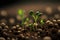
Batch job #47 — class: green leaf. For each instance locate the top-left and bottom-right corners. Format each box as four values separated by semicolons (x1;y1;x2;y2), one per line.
29;24;33;27
36;11;42;16
29;10;34;16
18;9;24;16
40;19;44;24
26;18;29;22
36;13;41;16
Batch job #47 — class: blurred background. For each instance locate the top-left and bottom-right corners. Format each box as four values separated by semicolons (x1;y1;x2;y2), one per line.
0;0;60;15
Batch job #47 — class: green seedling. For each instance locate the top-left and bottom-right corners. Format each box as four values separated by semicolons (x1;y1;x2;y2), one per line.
36;11;44;25
24;17;30;26
29;23;34;32
35;11;42;22
40;19;44;25
25;17;30;22
29;10;41;23
18;9;25;25
29;10;42;30
29;10;36;31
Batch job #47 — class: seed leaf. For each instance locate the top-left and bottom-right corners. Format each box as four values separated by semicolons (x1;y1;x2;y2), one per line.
29;10;34;16
18;9;24;16
40;19;44;24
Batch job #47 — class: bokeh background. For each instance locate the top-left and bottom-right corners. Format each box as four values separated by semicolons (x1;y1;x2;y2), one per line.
0;0;60;17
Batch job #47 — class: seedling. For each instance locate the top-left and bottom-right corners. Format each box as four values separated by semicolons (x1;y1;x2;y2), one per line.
29;10;35;21
25;17;30;22
29;23;34;32
35;10;42;22
29;10;35;31
29;10;41;30
40;19;44;25
24;17;30;26
29;10;41;23
18;9;25;25
36;11;44;25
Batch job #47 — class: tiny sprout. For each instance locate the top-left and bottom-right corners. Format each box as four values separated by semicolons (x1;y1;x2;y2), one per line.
18;9;25;25
18;9;24;16
36;11;41;16
24;18;30;26
29;10;35;22
40;19;44;25
29;10;34;16
29;23;34;31
29;10;42;23
35;10;41;23
25;18;30;22
29;24;33;28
